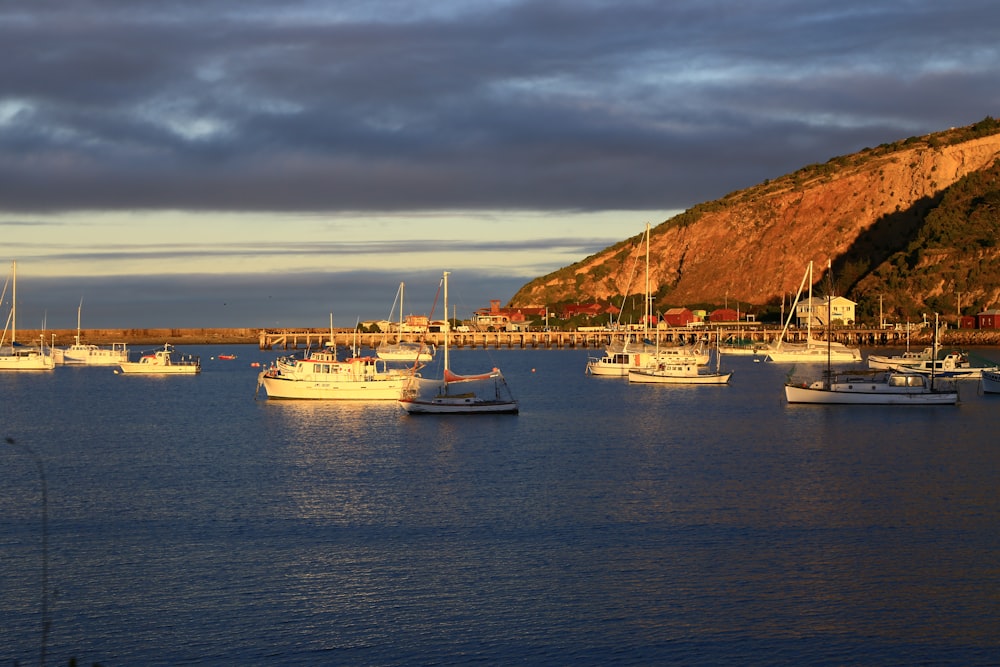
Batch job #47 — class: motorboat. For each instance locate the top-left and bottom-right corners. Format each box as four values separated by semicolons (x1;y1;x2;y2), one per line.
52;301;130;366
257;347;411;400
117;343;201;375
628;360;732;385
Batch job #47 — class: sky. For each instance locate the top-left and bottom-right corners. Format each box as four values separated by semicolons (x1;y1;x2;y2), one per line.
1;0;998;329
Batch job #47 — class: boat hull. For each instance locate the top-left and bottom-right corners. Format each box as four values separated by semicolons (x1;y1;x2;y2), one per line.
784;383;957;405
982;370;1000;394
765;347;863;363
55;345;129;366
398;396;519;414
628;370;732;384
118;364;200;375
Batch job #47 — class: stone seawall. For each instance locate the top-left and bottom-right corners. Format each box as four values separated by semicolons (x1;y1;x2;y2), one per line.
21;328;261;346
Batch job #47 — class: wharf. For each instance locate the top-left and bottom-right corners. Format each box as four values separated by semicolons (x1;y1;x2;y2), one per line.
20;326;1000;349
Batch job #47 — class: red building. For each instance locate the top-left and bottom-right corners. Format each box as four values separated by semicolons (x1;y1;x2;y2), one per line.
709;308;740;323
976;309;1000;329
662;307;696;327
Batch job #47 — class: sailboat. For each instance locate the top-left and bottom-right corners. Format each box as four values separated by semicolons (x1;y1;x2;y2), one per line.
0;260;55;371
764;260;862;363
376;282;434;363
784;296;957;405
52;300;130;366
398;271;518;414
586;223;706;376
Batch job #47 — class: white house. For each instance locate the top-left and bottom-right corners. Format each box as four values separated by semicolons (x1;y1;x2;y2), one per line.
796;296;856;327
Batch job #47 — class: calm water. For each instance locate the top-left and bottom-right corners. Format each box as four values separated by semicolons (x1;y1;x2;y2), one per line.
2;346;999;666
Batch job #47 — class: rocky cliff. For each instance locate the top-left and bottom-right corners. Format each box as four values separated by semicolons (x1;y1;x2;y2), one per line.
510;119;1000;317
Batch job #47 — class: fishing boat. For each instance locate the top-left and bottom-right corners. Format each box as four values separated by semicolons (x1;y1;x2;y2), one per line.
257;347;411;400
52;301;129;366
981;369;1000;394
217;354;238;360
785;313;957;405
376;282;434;363
398;271;518;414
628;348;732;385
117;343;201;375
764;261;862;363
0;260;55;371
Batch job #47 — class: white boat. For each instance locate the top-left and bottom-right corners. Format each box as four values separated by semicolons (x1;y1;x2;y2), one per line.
882;352;997;380
257;347;411;400
785;313;957;405
867;346;934;370
628;349;732;385
399;271;518;414
587;341;707;377
764;261;862;364
981;369;1000;394
377;282;435;363
0;260;55;371
53;301;130;366
784;370;958;405
117;343;201;375
585;223;709;376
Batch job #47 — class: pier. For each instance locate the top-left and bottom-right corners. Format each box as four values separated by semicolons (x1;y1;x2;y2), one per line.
22;325;1000;350
256;326;1000;350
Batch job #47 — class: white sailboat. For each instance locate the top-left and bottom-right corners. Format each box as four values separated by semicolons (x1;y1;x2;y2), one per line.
0;260;55;371
398;271;518;414
376;282;434;363
52;300;130;366
764;260;862;363
785;310;957;405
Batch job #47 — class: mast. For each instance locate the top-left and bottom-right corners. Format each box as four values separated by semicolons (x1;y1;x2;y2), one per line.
399;282;404;333
644;222;650;342
825;260;832;389
806;260;813;345
11;260;16;345
75;299;83;345
443;271;450;373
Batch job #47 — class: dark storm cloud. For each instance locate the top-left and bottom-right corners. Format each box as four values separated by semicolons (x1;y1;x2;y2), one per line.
1;0;997;213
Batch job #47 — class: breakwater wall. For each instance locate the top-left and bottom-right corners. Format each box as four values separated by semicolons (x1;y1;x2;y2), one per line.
18;326;1000;349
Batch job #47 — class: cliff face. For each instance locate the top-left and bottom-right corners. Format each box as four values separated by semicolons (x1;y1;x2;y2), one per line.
510;124;1000;313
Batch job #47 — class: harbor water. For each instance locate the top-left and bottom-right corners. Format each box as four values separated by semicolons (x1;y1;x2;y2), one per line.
2;346;999;665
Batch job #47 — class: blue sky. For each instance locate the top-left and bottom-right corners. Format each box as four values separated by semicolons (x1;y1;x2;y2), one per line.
2;1;997;328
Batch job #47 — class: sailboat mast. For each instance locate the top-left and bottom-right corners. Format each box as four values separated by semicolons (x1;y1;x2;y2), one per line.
644;223;650;340
443;271;450;372
806;260;813;344
11;260;16;345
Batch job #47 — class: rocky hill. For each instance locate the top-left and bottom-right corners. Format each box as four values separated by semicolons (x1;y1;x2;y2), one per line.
510;117;1000;322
